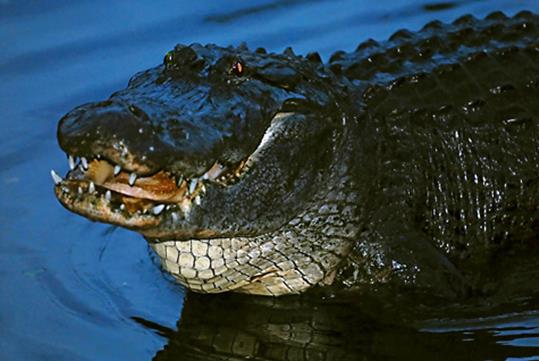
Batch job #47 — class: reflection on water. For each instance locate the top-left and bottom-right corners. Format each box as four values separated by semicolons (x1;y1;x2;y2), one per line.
2;0;539;360
144;290;539;361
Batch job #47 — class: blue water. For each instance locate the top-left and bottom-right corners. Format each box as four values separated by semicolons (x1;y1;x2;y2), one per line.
2;1;539;360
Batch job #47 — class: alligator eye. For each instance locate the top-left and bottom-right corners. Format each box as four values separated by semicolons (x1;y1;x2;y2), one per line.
164;51;175;66
230;61;244;76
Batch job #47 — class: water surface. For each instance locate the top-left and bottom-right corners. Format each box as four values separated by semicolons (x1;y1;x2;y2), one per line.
2;0;539;360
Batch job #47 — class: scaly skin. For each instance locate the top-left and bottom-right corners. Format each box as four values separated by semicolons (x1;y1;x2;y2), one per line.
54;11;539;296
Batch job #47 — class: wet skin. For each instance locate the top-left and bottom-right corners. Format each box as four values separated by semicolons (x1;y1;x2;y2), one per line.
54;11;539;296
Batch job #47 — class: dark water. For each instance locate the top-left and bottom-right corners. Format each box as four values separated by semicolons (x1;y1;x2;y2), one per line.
2;0;539;360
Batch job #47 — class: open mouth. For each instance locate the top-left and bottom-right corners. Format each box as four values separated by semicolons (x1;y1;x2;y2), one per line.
53;111;291;238
52;154;249;232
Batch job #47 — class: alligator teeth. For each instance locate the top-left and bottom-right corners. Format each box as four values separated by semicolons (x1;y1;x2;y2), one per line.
78;186;83;194
189;179;198;194
113;165;122;176
81;157;89;170
120;204;125;211
88;181;96;193
128;172;137;186
50;170;63;185
152;204;165;215
171;212;179;223
194;195;201;205
203;162;225;180
105;190;112;201
177;175;184;187
68;155;76;170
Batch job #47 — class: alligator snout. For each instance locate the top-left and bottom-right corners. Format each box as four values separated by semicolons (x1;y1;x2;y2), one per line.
57;98;226;177
58;99;170;175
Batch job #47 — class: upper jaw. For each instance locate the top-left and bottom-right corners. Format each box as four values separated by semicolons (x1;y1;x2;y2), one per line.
56;97;243;178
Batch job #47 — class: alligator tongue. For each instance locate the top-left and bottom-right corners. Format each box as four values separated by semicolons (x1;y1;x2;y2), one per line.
86;160;187;202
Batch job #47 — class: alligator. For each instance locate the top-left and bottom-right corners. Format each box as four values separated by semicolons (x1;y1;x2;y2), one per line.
53;11;539;297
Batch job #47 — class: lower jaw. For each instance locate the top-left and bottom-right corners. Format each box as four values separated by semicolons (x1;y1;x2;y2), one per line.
54;181;162;229
54;178;211;237
53;156;228;232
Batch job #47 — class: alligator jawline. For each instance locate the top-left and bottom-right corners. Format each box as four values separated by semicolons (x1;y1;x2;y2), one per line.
53;155;249;232
52;111;295;232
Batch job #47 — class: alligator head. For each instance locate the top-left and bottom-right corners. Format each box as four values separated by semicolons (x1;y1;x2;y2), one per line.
53;43;359;295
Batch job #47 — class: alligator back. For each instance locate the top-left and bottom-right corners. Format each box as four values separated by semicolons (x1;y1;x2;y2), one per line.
332;11;539;87
336;12;539;291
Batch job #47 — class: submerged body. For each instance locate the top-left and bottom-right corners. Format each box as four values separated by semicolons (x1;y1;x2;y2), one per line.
54;11;538;296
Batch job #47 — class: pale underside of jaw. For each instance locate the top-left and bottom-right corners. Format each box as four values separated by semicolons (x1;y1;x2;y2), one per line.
151;225;342;296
